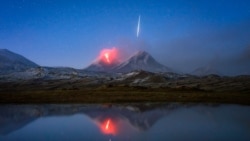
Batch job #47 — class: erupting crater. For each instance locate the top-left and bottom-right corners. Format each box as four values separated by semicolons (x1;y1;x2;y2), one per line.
99;47;119;65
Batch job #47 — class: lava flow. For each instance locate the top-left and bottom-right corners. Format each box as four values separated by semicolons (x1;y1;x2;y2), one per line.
99;47;119;65
100;119;116;135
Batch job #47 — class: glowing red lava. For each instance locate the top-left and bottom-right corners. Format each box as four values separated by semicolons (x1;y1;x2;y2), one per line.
99;48;118;64
100;119;116;135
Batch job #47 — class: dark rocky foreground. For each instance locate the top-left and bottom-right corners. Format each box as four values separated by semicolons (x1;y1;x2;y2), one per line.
0;71;249;104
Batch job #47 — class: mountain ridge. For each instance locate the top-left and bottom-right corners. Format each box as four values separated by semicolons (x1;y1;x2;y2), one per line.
191;66;221;76
84;50;172;73
0;49;39;74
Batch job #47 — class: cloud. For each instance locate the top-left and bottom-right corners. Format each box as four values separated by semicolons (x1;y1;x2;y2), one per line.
240;45;250;63
151;20;250;75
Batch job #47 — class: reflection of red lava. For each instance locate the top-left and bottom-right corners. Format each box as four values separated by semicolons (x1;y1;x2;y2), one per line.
100;119;116;135
99;48;118;64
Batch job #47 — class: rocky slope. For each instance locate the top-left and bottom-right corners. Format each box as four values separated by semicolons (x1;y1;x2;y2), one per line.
112;51;172;73
0;49;38;74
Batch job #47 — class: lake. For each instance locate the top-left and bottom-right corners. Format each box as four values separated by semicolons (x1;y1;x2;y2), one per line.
0;103;249;141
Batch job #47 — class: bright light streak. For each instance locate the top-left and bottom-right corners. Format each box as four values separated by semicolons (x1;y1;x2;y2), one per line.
104;53;110;63
105;119;110;130
100;119;116;135
136;15;140;38
99;47;118;64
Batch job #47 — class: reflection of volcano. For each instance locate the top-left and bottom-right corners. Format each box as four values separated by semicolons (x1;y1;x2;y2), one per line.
0;104;181;135
96;118;117;135
85;104;180;131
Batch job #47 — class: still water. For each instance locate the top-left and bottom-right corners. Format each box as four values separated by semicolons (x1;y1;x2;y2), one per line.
0;103;249;141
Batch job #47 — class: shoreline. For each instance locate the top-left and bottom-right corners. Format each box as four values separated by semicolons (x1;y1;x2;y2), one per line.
0;88;249;105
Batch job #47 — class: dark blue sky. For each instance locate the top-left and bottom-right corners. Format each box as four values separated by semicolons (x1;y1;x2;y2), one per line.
0;0;250;75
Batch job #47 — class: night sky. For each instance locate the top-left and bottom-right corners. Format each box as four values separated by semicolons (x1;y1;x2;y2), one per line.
0;0;250;75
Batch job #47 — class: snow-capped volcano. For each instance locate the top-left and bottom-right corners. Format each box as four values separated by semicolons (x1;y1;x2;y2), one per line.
112;51;172;73
0;49;39;74
84;51;172;73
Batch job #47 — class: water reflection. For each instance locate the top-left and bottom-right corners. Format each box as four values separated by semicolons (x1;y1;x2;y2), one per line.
99;119;116;135
0;103;249;141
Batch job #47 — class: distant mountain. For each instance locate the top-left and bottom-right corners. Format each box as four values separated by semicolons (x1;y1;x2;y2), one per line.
112;51;172;73
191;66;221;76
0;49;39;74
0;49;116;80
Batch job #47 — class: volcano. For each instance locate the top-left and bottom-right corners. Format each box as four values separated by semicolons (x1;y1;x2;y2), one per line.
113;51;172;73
85;50;172;73
84;48;120;72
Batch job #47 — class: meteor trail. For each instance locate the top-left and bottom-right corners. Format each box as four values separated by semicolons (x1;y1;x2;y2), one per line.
136;15;140;38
